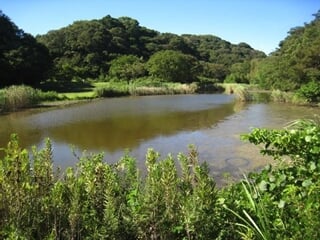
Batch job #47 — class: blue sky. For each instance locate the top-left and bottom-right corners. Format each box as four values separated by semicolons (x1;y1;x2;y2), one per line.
1;0;319;54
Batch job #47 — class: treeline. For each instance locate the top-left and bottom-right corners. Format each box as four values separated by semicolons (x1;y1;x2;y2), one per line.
0;11;51;86
250;11;320;93
0;10;264;87
36;15;265;83
1;10;319;101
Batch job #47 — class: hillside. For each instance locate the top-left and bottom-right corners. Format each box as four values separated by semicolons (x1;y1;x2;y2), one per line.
36;15;266;82
250;10;320;91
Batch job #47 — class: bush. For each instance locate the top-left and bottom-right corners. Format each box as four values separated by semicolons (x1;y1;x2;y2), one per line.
296;81;320;103
236;118;320;239
0;137;222;239
270;89;293;102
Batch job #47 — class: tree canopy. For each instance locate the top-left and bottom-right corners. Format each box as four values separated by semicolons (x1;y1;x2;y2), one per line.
146;50;199;83
3;9;319;90
36;15;265;82
0;11;51;87
250;10;320;91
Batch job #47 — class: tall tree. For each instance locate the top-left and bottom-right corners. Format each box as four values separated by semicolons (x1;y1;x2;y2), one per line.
108;55;146;82
0;11;51;86
252;10;320;90
146;50;199;83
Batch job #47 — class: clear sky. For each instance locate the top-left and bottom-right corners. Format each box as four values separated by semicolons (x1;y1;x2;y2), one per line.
1;0;319;54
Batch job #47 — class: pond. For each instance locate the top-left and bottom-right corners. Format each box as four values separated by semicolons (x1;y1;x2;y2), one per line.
1;94;319;182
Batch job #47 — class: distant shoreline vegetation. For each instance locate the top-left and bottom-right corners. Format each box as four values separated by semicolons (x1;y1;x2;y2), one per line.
1;81;319;113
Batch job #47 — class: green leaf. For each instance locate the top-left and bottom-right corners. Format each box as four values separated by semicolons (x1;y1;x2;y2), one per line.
302;179;312;187
305;135;312;142
258;180;268;192
309;161;316;171
278;200;285;209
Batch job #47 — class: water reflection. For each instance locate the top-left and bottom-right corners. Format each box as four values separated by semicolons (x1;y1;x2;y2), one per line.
47;101;235;152
1;94;319;179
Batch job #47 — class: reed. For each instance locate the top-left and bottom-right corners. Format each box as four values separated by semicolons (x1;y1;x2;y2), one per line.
270;89;293;103
0;85;60;112
0;85;39;111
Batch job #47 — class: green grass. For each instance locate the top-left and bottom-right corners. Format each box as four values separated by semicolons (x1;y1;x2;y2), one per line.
0;85;60;112
58;91;96;100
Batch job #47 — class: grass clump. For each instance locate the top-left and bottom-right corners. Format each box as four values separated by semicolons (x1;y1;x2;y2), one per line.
0;85;59;112
94;82;130;97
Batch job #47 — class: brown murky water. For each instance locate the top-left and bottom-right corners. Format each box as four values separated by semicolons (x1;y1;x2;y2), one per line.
1;94;319;180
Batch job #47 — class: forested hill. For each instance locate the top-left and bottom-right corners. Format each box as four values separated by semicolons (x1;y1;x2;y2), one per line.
251;10;320;91
4;10;320;92
36;15;266;82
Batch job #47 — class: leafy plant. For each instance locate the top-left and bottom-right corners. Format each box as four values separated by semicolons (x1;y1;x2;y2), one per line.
296;81;320;103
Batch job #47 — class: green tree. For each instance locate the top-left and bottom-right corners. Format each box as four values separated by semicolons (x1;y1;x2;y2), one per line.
108;55;146;82
147;50;199;82
225;61;251;83
0;11;51;86
37;14;265;82
200;62;228;82
251;11;320;91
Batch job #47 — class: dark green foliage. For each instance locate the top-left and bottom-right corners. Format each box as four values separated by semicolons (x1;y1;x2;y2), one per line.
108;55;146;82
252;11;320;91
0;10;265;86
296;80;320;102
225;61;251;84
146;50;200;83
35;14;265;82
0;11;51;87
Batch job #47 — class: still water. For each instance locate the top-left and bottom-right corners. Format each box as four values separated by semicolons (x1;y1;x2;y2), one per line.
1;94;319;180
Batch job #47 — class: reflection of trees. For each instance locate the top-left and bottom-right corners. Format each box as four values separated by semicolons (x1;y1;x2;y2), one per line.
0;112;44;149
47;102;235;152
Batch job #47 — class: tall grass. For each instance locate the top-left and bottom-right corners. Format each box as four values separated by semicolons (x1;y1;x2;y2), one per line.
94;83;130;97
270;89;293;103
0;85;59;112
95;81;200;97
130;82;198;96
224;177;273;240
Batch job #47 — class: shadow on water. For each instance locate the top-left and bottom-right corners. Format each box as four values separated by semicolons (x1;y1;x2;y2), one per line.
47;101;236;152
0;94;236;157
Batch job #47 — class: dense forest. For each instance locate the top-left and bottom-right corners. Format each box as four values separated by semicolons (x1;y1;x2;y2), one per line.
1;10;319;99
1;10;265;87
250;11;320;92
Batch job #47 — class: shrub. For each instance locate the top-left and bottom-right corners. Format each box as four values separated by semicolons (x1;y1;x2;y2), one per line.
237;118;320;239
296;81;320;103
0;137;223;239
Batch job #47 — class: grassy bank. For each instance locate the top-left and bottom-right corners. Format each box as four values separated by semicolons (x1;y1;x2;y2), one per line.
221;83;320;105
1;81;222;113
2;81;317;113
0;85;60;113
0;118;319;239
